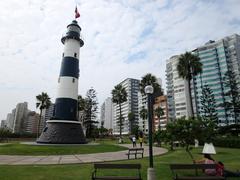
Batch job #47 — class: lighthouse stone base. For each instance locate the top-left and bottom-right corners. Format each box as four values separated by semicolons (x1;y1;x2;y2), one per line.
37;122;87;144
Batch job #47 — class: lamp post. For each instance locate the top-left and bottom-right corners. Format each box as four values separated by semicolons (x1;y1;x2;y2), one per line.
145;85;156;180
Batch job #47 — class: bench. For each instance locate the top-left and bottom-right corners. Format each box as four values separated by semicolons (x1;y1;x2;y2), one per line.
170;164;226;180
92;163;142;180
126;148;144;159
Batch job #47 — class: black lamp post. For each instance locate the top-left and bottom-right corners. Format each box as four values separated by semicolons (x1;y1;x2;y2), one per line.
145;85;154;168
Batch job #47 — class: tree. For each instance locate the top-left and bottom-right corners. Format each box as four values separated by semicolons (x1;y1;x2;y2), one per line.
36;92;51;138
112;84;127;141
177;52;202;117
162;122;178;151
154;128;164;147
128;112;136;134
83;88;99;138
171;117;203;160
139;73;163;139
154;106;164;130
139;106;148;134
200;84;218;124
154;106;164;146
139;73;162;97
222;70;240;125
99;121;108;137
0;128;12;142
199;84;218;143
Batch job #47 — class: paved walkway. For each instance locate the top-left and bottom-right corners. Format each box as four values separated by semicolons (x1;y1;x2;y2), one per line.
0;144;168;165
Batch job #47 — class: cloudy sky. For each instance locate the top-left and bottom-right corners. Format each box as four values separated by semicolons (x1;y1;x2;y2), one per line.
0;0;240;120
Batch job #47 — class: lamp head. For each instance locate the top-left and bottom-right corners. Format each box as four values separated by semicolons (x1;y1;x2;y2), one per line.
144;85;154;94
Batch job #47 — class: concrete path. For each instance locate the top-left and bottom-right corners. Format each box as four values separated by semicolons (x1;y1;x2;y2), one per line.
0;144;167;165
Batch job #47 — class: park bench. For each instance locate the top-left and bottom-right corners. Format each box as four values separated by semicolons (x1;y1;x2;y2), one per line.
92;163;142;180
170;164;226;180
126;148;144;159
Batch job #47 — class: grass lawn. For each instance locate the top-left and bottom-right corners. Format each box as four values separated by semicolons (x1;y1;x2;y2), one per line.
0;142;127;155
0;146;239;180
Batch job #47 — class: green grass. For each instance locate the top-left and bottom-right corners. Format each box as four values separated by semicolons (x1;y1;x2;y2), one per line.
0;146;239;180
0;142;127;155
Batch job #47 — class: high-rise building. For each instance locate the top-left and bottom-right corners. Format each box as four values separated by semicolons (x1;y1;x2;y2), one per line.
193;34;240;125
153;95;168;130
6;110;15;131
166;56;192;119
1;120;7;128
24;111;39;134
100;97;114;130
4;102;40;134
113;78;140;135
13;102;28;133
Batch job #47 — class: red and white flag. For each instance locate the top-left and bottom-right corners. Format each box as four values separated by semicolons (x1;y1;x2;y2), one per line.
75;6;80;19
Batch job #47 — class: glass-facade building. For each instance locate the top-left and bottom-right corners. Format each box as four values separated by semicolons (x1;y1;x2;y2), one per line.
193;34;240;125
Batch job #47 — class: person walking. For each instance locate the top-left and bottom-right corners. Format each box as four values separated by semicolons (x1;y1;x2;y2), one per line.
132;136;136;147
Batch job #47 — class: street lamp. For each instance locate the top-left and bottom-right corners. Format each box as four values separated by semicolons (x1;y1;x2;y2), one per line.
144;85;156;180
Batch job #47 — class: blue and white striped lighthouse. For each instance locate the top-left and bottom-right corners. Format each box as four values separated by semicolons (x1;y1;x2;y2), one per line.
37;20;86;144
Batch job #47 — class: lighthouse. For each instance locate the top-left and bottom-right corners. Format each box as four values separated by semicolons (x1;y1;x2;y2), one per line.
37;20;86;144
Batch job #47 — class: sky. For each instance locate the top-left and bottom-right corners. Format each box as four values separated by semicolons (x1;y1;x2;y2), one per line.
0;0;240;121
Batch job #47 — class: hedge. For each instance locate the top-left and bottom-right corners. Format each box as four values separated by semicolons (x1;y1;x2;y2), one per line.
213;136;240;148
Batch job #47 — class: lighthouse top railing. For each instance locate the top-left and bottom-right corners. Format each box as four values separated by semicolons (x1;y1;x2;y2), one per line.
61;31;84;46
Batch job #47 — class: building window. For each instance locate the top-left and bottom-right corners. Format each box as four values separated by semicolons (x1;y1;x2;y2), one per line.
62;53;64;57
72;78;75;83
74;53;77;57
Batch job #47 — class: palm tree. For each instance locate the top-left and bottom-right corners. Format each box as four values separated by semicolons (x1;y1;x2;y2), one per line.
128;112;135;134
177;52;202;116
154;106;164;130
36;92;51;138
139;106;148;134
139;73;162;96
140;73;162;137
112;84;127;141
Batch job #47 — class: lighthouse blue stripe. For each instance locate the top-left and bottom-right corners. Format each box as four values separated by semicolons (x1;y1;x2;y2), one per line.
60;57;79;78
53;98;78;121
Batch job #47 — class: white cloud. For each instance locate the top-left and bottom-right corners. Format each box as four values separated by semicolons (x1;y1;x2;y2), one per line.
0;0;240;120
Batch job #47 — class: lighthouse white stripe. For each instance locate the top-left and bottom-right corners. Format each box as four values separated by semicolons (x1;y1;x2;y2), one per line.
56;76;78;100
64;39;80;59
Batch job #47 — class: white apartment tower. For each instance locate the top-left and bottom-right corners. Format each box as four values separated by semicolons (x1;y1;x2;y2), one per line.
166;55;192;119
100;97;114;130
113;78;140;135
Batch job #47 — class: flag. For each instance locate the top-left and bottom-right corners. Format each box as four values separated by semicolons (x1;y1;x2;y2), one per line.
75;6;80;19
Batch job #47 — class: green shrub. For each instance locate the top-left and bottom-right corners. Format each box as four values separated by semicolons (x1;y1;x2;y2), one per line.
213;136;240;148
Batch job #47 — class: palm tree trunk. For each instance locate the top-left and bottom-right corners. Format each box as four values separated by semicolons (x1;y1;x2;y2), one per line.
188;79;194;117
37;109;42;138
119;103;122;140
158;116;161;147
